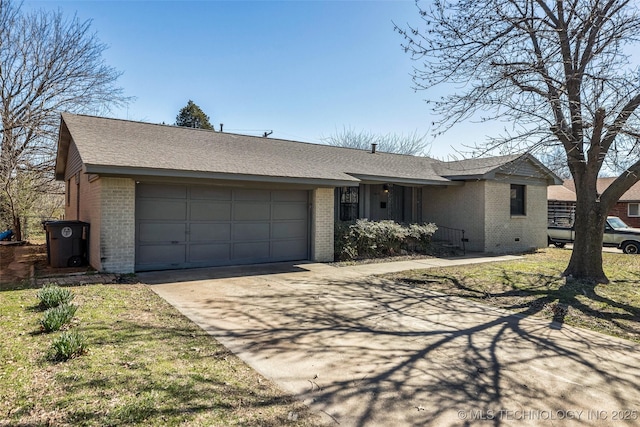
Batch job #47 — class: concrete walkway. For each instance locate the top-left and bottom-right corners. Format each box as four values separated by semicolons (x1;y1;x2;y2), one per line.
141;256;640;427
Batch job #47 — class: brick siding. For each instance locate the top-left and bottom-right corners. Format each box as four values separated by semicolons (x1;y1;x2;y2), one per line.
609;202;640;228
484;181;547;254
423;180;548;254
98;178;136;273
66;175;135;273
311;188;334;262
422;181;486;252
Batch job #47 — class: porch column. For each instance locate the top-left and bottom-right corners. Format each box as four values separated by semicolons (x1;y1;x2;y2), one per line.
311;187;334;262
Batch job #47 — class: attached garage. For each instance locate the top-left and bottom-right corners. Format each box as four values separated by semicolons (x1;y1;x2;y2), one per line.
135;183;309;271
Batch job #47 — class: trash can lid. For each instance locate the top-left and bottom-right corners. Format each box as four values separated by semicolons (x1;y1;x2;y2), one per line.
44;220;90;226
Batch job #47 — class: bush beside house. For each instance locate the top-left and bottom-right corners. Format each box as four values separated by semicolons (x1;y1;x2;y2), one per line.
335;219;438;261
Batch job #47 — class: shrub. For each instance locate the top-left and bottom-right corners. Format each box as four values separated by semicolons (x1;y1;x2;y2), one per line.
49;330;87;361
335;221;358;261
41;303;78;332
334;219;438;261
36;284;74;309
407;223;438;252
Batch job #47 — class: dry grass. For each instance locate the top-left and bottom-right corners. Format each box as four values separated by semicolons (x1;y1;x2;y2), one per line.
0;284;320;426
384;248;640;343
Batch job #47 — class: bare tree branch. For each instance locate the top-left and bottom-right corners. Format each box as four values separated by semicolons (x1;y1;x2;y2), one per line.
397;0;640;282
322;126;432;156
0;0;130;239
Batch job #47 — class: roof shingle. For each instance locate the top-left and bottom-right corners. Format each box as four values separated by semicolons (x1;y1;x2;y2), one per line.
56;113;558;186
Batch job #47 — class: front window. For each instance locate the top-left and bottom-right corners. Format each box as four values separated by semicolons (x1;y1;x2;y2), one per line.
510;184;526;216
339;187;359;221
629;203;639;217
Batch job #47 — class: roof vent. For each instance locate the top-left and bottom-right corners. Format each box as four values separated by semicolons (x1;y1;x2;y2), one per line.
371;143;377;154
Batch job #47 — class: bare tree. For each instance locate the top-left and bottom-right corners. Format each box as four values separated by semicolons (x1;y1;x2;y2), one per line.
396;0;640;283
323;126;431;156
539;146;572;181
0;0;128;240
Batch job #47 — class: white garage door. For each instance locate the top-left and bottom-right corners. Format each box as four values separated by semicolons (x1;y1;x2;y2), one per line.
135;184;309;271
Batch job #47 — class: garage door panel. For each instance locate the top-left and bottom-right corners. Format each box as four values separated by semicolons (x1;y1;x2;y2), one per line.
190;244;230;263
138;183;186;199
139;223;186;243
138;200;187;221
272;221;306;239
234;189;271;201
190;223;231;241
137;244;186;266
271;240;307;259
234;203;271;221
233;241;270;260
272;190;307;202
190;187;231;200
191;201;231;221
233;223;270;241
273;203;307;220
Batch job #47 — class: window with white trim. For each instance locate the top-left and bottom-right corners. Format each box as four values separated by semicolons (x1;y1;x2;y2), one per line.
629;203;640;217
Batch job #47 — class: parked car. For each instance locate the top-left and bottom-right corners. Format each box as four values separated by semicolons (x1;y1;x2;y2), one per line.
548;216;640;254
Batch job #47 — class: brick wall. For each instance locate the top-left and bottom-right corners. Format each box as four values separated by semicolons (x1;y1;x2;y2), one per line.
98;178;136;273
69;175;136;273
422;182;486;252
484;181;547;253
423;180;548;254
609;202;640;228
311;187;334;262
81;175;102;269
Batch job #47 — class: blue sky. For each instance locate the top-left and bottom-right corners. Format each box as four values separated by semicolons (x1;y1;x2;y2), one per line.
26;0;505;158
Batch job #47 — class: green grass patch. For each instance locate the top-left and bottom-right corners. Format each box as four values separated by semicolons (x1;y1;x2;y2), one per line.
385;248;640;342
0;284;319;426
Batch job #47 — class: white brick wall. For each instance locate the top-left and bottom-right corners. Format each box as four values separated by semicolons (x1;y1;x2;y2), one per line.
484;181;547;253
98;178;136;273
422;180;548;254
422;182;486;252
311;187;334;262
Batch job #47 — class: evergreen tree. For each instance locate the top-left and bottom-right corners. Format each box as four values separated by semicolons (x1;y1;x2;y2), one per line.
175;100;214;130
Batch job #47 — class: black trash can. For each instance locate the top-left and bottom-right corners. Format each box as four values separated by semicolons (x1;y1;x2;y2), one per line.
44;221;90;267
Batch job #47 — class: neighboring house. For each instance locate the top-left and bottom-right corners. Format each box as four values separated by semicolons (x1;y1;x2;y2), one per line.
548;179;640;228
55;114;560;273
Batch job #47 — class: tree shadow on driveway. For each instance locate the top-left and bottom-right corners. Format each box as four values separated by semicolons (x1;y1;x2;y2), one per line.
151;274;640;426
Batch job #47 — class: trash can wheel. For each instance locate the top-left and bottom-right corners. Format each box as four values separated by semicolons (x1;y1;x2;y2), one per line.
67;256;83;267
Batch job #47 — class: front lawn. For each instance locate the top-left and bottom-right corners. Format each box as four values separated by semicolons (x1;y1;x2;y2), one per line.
0;284;319;426
385;248;640;343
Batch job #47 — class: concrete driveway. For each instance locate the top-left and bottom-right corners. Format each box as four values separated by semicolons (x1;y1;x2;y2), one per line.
141;258;640;427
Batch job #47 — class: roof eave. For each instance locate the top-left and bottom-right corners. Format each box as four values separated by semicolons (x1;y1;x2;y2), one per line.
83;164;359;187
346;173;459;186
441;174;491;181
54;115;71;181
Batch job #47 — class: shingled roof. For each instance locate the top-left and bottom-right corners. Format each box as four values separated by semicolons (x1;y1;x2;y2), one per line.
55;114;558;186
553;178;640;202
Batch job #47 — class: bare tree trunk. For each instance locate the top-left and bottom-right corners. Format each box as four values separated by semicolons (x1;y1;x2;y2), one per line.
12;214;21;241
563;182;609;283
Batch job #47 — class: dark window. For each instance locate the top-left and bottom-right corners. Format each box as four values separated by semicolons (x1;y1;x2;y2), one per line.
339;187;359;221
510;184;526;215
66;179;71;206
